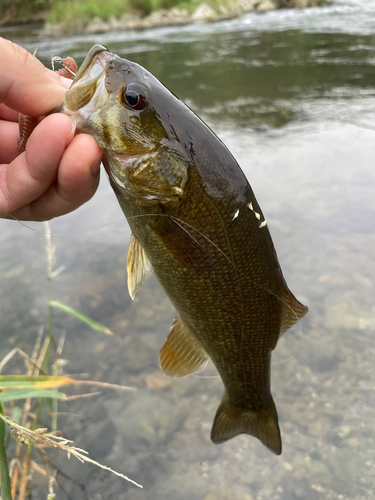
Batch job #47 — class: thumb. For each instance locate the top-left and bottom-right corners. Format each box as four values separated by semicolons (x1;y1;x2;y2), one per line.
0;37;68;116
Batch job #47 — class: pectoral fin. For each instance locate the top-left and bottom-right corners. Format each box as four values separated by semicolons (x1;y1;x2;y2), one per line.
160;316;209;377
211;393;282;455
127;233;153;300
280;290;308;336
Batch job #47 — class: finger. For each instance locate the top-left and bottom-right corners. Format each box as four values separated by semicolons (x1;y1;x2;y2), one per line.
0;119;19;164
0;104;19;122
23;134;102;220
0;113;75;217
0;37;68;115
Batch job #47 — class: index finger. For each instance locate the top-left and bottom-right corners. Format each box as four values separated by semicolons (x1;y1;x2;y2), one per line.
0;103;18;122
0;37;68;116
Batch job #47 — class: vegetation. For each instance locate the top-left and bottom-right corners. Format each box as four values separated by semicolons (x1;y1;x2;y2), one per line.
0;0;323;27
46;0;224;23
0;223;140;498
47;0;129;24
0;0;51;25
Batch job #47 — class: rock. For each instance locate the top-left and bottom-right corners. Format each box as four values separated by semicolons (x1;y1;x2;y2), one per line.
42;22;55;36
256;0;275;11
238;0;261;12
204;489;234;500
142;7;190;28
192;3;217;22
107;15;121;30
217;3;245;19
85;16;109;34
275;0;311;6
170;7;189;17
325;301;375;331
145;370;171;390
119;12;142;27
168;7;191;24
308;419;329;438
348;437;359;448
41;0;314;37
144;10;170;27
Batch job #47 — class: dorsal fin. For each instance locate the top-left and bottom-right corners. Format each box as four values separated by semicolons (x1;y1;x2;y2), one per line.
280;290;308;336
160;317;209;377
127;233;153;300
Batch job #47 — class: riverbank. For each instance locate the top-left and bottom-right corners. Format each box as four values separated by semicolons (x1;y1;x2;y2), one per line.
1;0;324;36
44;0;321;36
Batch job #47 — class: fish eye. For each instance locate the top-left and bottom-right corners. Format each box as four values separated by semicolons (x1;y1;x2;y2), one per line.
120;83;147;111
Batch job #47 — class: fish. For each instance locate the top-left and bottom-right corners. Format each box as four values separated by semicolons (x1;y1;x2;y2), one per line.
56;44;308;455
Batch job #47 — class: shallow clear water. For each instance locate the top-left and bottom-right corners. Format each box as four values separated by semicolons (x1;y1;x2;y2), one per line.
1;1;375;499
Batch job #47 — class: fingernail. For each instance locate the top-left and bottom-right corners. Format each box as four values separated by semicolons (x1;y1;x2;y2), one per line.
61;77;73;89
66;120;76;143
90;150;103;176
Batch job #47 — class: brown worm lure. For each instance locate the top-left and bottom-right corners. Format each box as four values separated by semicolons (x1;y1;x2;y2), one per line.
17;56;77;153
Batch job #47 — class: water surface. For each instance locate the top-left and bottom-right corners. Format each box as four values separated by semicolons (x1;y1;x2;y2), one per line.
1;1;375;499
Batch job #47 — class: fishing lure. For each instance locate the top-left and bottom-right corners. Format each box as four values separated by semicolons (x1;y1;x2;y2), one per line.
17;56;78;152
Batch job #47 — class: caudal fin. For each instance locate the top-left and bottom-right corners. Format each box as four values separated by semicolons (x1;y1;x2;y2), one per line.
211;393;282;455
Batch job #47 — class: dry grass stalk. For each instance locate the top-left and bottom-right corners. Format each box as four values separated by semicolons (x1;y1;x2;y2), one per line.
0;412;143;489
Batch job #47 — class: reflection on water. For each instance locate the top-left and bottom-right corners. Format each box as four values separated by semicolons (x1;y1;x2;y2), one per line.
1;1;375;498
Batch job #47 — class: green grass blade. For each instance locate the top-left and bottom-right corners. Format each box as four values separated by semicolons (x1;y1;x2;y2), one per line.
49;300;113;335
0;389;65;403
0;402;12;500
0;375;75;389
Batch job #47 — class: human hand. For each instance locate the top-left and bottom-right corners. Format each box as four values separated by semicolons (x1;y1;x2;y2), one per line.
0;37;103;221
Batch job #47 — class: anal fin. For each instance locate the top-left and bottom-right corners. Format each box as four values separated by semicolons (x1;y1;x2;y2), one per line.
160;317;209;377
127;233;153;300
211;393;282;455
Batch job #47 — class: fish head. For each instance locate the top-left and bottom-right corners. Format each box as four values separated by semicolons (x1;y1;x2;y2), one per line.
59;44;190;203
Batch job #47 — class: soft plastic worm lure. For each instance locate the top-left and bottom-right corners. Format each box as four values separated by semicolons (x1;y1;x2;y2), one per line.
17;56;78;153
17;114;39;153
52;56;78;79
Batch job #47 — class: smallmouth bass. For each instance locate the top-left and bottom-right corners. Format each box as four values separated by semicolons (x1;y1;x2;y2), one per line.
57;45;308;455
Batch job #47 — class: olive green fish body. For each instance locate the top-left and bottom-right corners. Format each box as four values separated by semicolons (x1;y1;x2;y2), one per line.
59;45;308;454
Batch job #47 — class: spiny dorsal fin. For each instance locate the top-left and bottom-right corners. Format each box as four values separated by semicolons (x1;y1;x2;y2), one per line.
127;233;153;300
160;316;209;377
211;393;282;455
280;291;308;336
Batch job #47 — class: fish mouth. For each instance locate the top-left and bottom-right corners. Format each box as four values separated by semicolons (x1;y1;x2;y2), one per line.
63;45;113;114
73;44;112;85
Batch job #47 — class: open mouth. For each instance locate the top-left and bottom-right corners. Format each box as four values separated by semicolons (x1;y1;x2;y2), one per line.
73;44;112;85
63;45;113;113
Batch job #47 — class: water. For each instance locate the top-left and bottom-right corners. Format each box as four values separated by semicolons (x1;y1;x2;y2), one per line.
1;1;375;498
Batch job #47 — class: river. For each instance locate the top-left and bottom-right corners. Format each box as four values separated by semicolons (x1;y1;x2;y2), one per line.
1;1;375;498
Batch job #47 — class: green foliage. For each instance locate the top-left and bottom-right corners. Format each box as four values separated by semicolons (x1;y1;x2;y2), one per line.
1;0;324;26
0;0;51;24
46;0;219;21
49;300;113;334
127;0;158;15
0;389;65;403
0;403;12;500
47;0;129;24
0;222;134;496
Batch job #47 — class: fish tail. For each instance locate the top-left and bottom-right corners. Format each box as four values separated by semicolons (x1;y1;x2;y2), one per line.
211;393;282;455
